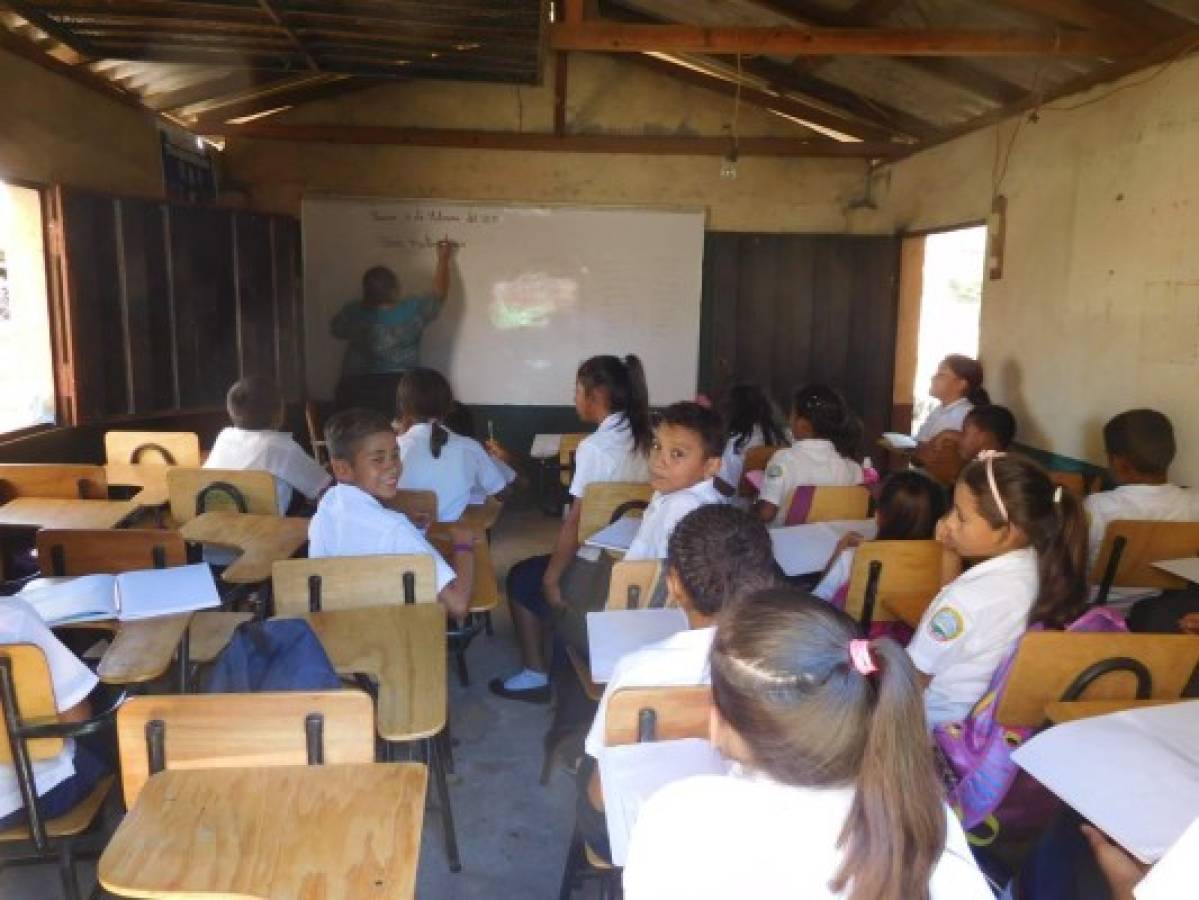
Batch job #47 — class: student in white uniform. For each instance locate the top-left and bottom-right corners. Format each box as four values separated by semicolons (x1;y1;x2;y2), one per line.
755;384;864;527
1084;409;1199;569
308;408;475;619
713;383;787;498
205;375;331;514
957;404;1017;462
393;368;510;522
908;453;1089;726
491;354;652;702
623;589;993;900
624;402;727;561
574;505;784;860
915;354;989;448
812;469;947;608
0;598;107;831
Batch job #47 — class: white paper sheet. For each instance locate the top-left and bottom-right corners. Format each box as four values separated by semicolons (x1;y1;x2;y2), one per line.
882;432;918;450
599;738;730;866
1151;557;1199;584
585;516;642;553
115;563;220;621
530;433;563;459
1135;817;1199;899
587;608;689;683
770;519;877;576
19;574;118;625
1012;701;1199;863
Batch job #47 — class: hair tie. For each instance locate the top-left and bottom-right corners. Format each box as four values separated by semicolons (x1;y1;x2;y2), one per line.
849;639;878;676
977;450;1009;523
1053;485;1063;504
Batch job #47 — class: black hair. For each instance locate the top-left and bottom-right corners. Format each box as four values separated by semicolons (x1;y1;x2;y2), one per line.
396;368;453;459
791;384;862;459
712;589;945;900
655;402;726;460
324;407;395;461
362;266;398;307
576;354;652;455
1102;408;1176;476
960;454;1088;628
943;354;990;406
721;383;787;453
876;471;947;541
963;405;1017;451
667;505;781;617
444;401;477;439
227;375;283;431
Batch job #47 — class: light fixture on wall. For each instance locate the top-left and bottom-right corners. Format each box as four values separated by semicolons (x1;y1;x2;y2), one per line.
720;144;739;180
721;53;743;181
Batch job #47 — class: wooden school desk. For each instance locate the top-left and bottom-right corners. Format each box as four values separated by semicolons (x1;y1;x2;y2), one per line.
0;498;138;531
1043;698;1182;725
99;763;428;900
103;463;170;509
292;604;447;741
179;512;309;584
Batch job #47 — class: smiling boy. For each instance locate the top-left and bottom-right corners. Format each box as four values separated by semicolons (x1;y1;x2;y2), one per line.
625;402;727;561
307;407;474;618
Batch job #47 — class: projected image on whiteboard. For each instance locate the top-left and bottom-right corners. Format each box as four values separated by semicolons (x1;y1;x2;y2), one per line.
491;273;578;330
301;198;705;407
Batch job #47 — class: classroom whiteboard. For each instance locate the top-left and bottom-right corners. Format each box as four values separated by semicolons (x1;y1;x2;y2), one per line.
301;196;705;405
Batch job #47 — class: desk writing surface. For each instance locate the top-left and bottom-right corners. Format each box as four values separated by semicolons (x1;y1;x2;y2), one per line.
179;512;309;584
99;763;428;900
294;604;446;741
0;498;137;531
103;463;170;507
1044;699;1179;725
97;614;192;684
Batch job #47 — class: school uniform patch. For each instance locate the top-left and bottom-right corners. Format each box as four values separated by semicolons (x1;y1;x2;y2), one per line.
929;607;965;643
766;464;783;478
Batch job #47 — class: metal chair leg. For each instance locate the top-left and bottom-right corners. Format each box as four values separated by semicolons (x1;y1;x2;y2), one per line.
58;845;80;900
454;646;470;687
426;735;461;873
483;611;494;636
440;724;456;776
557;827;584;900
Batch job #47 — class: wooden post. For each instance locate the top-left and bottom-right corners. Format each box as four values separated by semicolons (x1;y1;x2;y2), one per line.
554;52;569;137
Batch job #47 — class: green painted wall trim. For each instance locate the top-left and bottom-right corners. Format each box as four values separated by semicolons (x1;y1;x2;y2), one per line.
1014;442;1113;490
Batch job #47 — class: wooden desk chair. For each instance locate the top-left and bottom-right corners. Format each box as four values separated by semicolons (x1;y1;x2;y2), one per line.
0;464;108;503
783;484;872;525
559;685;712;897
578;481;654;544
104;431;200;467
995;631;1199;728
37;528;187;576
1091;520;1199;605
167;467;278;525
738;445;784;497
0;645;123;899
559;433;588;490
272;555;438;616
115;691;375;809
385;488;439;529
842;540;943;631
921;431;965;487
304;401;329;466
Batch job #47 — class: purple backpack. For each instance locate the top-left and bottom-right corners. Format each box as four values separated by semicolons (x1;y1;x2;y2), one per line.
933;606;1127;838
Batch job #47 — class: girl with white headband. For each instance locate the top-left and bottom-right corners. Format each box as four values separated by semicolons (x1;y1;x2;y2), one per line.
908;451;1089;726
624;589;992;900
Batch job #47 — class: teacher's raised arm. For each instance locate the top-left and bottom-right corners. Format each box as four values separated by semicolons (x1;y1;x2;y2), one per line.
330;241;458;415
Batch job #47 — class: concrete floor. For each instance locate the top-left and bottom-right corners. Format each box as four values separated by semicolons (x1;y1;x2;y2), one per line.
1;505;595;900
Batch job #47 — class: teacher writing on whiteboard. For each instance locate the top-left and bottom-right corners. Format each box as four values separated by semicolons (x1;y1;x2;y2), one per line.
330;238;455;414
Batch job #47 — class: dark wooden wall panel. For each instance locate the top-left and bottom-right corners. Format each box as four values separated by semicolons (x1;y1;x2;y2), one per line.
118;198;174;413
273;218;303;397
699;232;900;450
235;212;276;380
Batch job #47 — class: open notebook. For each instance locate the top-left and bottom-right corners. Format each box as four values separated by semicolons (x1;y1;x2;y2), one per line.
600;738;730;866
586;608;689;683
769;519;878;576
584;516;642;554
20;564;221;625
1012;701;1199;864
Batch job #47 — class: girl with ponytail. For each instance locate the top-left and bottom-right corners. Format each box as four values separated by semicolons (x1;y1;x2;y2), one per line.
908;452;1089;726
917;354;990;446
491;354;652;702
395;368;512;522
624;589;991;900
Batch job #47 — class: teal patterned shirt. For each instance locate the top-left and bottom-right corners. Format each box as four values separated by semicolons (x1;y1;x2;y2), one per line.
331;295;441;376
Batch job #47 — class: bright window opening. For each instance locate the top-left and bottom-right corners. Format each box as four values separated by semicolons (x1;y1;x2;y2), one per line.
0;182;56;434
910;226;986;434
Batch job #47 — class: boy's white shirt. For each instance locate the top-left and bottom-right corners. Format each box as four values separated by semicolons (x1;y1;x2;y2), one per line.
307;483;455;592
397;422;509;522
758;440;865;527
916;398;973;442
0;598;98;818
1084;483;1199;571
907;547;1039;726
625;479;727;562
204;426;331;513
623;766;993;900
569;413;651;500
584;626;715;759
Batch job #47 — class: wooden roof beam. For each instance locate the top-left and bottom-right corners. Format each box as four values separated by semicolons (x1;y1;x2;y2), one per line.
191;75;382;126
549;22;1142;57
255;0;319;71
206;122;903;157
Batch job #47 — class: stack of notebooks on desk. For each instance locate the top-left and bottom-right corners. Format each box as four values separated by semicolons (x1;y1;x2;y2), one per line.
19;563;220;625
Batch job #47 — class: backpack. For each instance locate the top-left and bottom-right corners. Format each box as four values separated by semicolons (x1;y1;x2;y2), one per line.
203;618;342;692
933;606;1127;839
